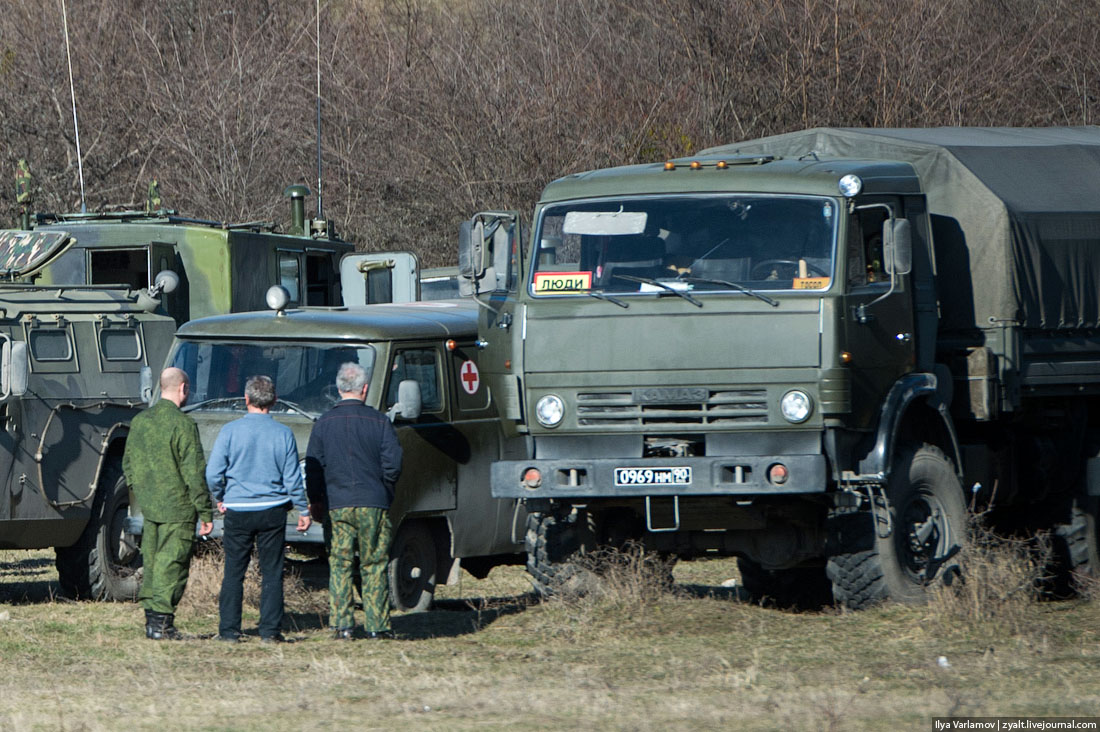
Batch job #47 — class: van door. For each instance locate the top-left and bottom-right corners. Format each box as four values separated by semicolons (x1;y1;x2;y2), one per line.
340;252;419;305
385;344;458;521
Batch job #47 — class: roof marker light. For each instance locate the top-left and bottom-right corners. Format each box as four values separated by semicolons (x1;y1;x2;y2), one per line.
690;161;702;170
664;161;676;171
716;161;728;169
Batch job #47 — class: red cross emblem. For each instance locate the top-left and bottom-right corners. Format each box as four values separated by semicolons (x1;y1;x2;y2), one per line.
460;360;480;395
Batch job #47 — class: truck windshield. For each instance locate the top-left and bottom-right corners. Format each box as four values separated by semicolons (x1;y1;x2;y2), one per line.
168;340;376;417
531;195;837;296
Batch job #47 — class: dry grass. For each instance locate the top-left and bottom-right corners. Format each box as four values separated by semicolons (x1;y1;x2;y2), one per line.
927;519;1050;638
2;548;1100;730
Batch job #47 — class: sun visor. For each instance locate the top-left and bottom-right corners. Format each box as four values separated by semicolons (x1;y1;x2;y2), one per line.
0;230;76;278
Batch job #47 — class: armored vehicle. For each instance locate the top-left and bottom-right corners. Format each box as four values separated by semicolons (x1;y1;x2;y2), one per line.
460;127;1100;608
158;296;525;611
0;229;178;600
24;185;351;325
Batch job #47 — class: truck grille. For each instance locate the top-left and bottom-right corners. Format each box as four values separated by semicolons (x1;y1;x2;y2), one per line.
576;389;768;427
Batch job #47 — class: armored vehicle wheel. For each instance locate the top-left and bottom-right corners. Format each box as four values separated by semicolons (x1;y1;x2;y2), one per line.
525;509;598;597
827;443;966;610
56;463;143;601
736;558;833;609
388;522;437;613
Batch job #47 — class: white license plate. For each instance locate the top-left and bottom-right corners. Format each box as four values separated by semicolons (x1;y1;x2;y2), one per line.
614;466;692;486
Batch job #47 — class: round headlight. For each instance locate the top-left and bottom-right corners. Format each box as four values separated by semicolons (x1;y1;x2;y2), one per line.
535;394;565;428
780;390;813;423
838;174;863;197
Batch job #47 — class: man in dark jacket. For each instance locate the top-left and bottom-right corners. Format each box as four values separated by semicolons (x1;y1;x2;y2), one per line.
122;367;213;640
305;362;403;639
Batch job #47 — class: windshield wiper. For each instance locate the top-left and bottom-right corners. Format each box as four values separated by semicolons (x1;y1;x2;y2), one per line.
586;289;629;308
182;396;245;413
678;277;779;307
613;275;703;307
274;398;317;422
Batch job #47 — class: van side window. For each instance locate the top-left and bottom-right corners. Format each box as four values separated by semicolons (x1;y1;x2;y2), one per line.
386;348;442;413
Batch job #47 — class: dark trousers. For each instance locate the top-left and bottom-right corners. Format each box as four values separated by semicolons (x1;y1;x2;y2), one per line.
219;505;287;638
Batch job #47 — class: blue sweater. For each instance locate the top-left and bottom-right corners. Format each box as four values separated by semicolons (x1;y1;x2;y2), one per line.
206;413;309;514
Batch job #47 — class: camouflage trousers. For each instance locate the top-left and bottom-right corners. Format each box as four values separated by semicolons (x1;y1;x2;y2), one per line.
327;507;392;632
138;520;196;614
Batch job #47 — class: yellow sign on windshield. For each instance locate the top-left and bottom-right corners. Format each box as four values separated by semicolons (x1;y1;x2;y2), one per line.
792;277;830;290
534;272;592;293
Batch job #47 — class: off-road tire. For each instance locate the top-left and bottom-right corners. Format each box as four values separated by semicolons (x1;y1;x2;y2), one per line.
525;509;597;597
827;443;967;610
388;521;438;613
1050;497;1100;597
737;558;833;609
56;463;143;601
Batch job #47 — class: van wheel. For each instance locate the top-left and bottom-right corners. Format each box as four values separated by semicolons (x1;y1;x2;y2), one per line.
56;463;143;601
737;558;833;609
525;509;598;597
827;443;966;609
388;522;437;612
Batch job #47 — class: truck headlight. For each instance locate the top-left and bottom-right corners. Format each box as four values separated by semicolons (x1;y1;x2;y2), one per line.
780;390;813;423
535;394;565;427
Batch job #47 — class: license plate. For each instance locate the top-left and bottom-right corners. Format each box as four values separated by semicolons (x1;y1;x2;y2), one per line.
614;466;692;486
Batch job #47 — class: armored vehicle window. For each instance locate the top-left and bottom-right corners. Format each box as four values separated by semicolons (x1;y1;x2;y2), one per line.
99;328;142;361
386;348;442;414
305;253;337;306
171;340;375;417
279;253;302;303
532;195;837;296
28;328;74;366
90;248;148;289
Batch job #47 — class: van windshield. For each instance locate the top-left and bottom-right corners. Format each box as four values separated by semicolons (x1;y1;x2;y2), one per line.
169;340;376;417
531;195;837;296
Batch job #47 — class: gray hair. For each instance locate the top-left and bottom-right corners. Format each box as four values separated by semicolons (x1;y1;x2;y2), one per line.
335;362;368;395
245;374;276;409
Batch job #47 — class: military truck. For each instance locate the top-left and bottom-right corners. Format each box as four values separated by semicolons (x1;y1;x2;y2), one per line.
24;184;351;325
0;229;178;600
157;294;525;611
459;127;1100;608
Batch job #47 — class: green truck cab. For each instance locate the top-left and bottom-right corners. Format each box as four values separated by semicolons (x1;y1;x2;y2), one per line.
460;127;1100;608
158;296;525;611
0;230;178;600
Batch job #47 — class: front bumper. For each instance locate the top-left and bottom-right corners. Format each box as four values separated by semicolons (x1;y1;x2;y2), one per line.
491;453;826;499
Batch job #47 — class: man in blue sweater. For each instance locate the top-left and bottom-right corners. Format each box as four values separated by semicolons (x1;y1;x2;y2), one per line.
305;362;402;640
206;375;311;643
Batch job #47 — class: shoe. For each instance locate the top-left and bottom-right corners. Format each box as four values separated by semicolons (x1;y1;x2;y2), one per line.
332;628;355;641
217;633;243;643
144;610;157;639
147;612;183;641
365;630;396;640
260;633;286;644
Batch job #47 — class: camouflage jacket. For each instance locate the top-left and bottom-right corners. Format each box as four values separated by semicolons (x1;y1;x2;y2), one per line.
122;399;213;524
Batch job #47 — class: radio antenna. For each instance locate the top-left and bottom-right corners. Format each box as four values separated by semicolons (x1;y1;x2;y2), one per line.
315;0;323;220
60;0;87;213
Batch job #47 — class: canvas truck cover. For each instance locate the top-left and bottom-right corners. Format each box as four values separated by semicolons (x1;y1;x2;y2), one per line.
705;127;1100;333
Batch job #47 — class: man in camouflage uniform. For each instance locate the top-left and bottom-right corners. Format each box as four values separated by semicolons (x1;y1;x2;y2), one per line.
305;362;402;640
122;367;213;640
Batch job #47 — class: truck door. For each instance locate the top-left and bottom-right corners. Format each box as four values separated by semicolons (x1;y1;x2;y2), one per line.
386;343;458;522
842;201;917;424
340;252;419;305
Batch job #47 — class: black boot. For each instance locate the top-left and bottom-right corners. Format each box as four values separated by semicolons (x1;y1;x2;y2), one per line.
144;609;157;639
147;612;183;641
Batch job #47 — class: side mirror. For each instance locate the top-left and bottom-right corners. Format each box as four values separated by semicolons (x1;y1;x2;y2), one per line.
387;379;422;422
1;340;28;399
883;218;912;276
458;213;519;296
140;366;154;405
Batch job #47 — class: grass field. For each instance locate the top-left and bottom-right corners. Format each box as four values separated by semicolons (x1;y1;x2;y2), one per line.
1;548;1099;731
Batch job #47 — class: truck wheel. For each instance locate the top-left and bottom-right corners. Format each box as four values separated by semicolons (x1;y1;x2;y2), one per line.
56;463;143;601
736;558;833;609
1051;497;1100;596
525;509;597;596
827;443;967;609
388;522;437;613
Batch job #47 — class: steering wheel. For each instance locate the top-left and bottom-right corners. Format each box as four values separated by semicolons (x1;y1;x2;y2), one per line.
750;259;827;280
321;384;341;405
